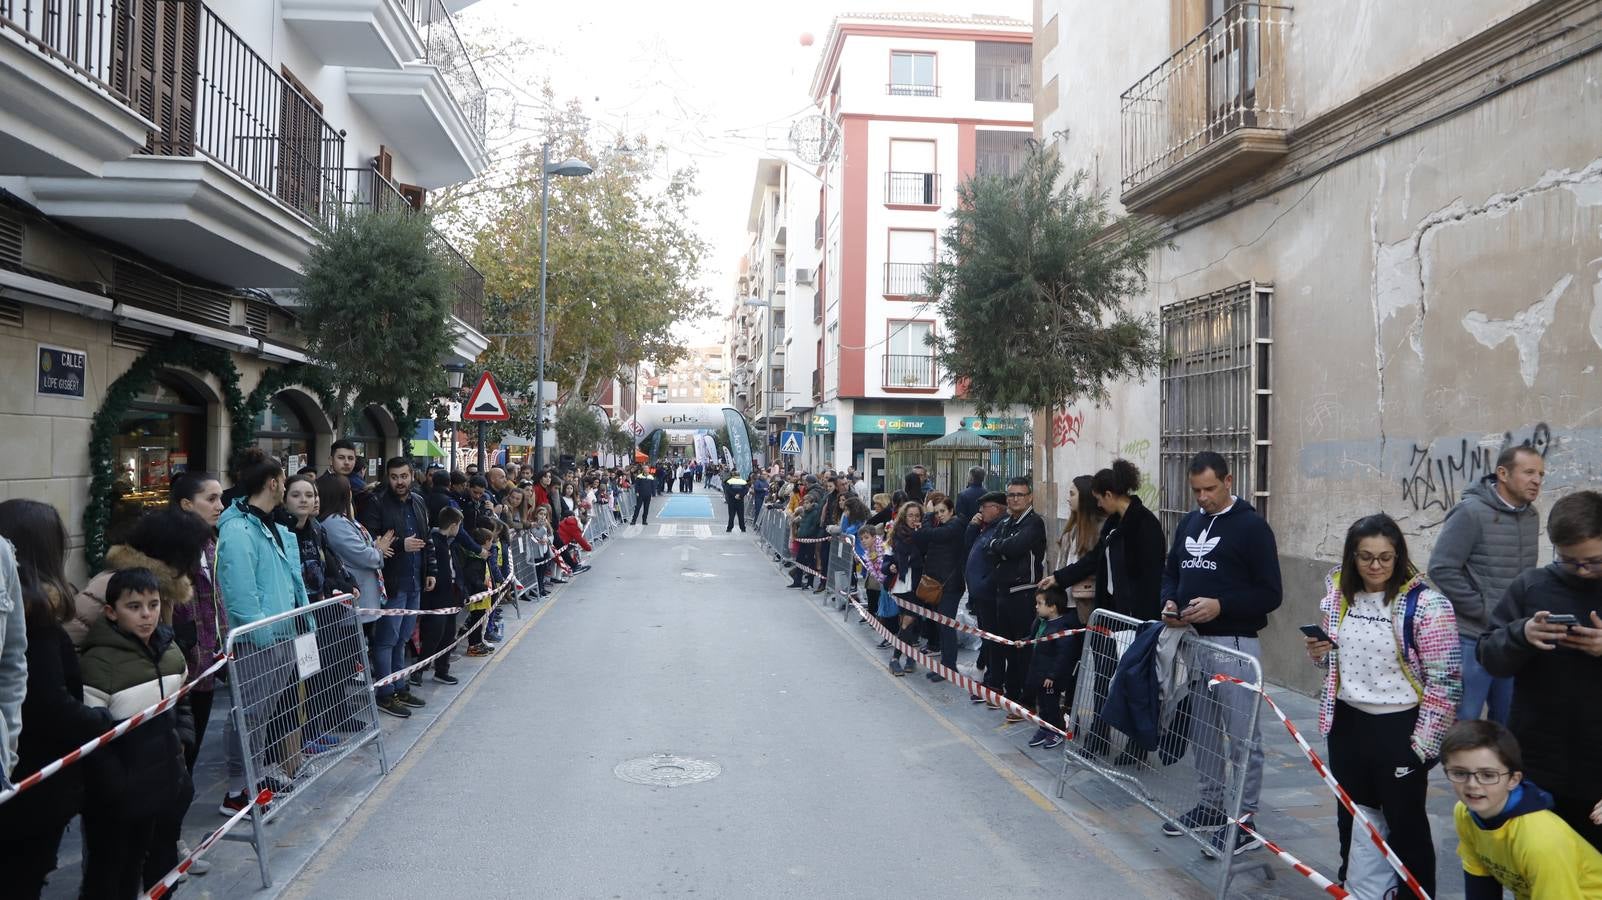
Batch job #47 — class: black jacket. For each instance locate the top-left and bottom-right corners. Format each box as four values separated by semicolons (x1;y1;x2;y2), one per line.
1025;613;1078;683
1052;496;1166;621
889;527;923;596
913;516;968;585
955;482;987;522
633;474;658;498
985;509;1047;596
289;516;355;603
423;529;460;609
360;488;437;590
1479;564;1602;800
0;618;114;836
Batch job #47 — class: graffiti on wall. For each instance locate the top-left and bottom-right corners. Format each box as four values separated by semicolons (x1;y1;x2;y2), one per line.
1119;438;1160;510
1399;423;1553;512
1052;408;1085;447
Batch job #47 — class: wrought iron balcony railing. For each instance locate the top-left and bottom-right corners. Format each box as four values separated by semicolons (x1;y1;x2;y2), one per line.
883;262;933;298
883;354;937;389
407;0;487;145
885;172;939;206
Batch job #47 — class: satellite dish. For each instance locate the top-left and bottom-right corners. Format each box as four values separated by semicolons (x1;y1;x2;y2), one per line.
788;115;839;165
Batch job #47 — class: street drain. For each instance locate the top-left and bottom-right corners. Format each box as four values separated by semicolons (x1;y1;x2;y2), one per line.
614;753;722;787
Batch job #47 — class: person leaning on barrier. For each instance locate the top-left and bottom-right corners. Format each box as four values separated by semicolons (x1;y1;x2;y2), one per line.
284;474;370;741
360;457;436;719
0;501;116;899
1158;451;1282;857
1304;513;1461;898
215;447;309;816
1478;489;1602;852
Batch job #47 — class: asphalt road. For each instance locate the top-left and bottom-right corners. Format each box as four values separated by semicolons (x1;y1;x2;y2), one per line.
283;498;1185;900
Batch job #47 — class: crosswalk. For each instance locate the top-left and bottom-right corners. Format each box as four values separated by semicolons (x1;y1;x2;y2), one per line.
602;523;746;540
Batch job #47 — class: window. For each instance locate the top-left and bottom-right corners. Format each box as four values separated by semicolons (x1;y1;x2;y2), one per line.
1158;281;1273;535
976;130;1030;178
774;253;786;284
889;51;937;96
885;229;936;297
884;321;935;388
770;366;785;393
887;139;938;205
975;41;1032;102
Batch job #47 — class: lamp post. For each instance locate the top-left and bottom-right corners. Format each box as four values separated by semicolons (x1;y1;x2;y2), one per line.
444;363;467;472
534;142;593;470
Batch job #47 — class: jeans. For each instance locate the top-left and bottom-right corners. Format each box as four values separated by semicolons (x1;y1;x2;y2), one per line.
372;587;422;699
1457;635;1513;724
1190;634;1266;815
225;639;297;792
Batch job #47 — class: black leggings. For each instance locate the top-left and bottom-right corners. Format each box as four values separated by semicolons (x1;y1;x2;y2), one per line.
186;687;215;772
1328;702;1435;897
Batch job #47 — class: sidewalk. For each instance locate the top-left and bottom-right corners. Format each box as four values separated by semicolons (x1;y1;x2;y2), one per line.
776;560;1466;899
39;539;616;899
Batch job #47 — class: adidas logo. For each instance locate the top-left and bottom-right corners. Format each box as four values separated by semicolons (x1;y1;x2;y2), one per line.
1180;534;1220;570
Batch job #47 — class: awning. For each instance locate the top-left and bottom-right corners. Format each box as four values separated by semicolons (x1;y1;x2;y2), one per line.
409;438;446;458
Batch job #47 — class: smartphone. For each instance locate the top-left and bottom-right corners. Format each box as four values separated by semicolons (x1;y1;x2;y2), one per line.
1546;613;1579;627
1299;624;1337;647
1162;603;1187;620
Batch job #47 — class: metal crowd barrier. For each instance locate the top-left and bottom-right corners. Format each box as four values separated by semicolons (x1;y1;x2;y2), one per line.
1056;607;1271;899
826;531;855;601
756;506;793;564
507;531;551;602
222;593;386;887
616;488;636;523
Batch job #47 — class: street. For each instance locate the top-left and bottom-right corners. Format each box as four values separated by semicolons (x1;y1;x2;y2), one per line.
281;499;1197;900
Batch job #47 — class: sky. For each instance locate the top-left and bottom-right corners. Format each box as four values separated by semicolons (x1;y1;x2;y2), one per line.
456;0;1031;346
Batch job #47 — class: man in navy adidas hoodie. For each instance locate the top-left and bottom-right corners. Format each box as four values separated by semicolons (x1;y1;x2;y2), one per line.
1158;451;1282;856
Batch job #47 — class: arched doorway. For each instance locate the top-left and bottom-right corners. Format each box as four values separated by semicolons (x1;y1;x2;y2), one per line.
346;404;393;481
110;373;209;532
255;392;315;475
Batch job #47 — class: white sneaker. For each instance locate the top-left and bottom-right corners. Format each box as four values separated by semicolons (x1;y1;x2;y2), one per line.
177;839;211;875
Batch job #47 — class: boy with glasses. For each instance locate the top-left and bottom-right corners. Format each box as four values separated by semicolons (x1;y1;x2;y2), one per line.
1440;719;1602;897
1480;489;1602;851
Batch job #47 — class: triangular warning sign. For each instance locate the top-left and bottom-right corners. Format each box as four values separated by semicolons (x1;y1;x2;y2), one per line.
780;432;802;454
460;372;509;421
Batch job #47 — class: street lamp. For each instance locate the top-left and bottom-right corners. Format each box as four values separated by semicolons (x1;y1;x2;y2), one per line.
444;363;468;472
535;143;593;470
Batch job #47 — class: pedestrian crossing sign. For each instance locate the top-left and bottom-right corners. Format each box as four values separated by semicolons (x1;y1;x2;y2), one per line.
779;430;804;455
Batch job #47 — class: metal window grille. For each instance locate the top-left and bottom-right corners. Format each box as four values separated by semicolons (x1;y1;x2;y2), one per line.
1158;281;1272;535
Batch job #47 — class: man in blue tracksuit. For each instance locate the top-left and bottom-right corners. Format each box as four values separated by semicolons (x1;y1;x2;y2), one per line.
1158;451;1282;856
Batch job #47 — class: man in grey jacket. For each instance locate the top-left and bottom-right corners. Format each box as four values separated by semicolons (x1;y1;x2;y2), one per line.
1427;444;1544;723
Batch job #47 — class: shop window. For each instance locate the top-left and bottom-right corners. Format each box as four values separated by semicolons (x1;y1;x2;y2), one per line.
111;374;208;533
345;405;389;477
256;393;314;476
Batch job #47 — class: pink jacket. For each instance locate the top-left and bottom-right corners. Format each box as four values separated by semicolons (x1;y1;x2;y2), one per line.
1313;569;1462;762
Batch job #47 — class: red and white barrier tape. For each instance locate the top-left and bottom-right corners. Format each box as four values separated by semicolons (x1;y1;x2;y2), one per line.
884;592;1095;648
1234;820;1350;898
0;654;228;808
372;584;514;689
1209;674;1428;900
142;789;272;900
357;587;496;617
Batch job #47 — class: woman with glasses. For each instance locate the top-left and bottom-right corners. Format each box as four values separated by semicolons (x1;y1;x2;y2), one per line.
1304;513;1462;897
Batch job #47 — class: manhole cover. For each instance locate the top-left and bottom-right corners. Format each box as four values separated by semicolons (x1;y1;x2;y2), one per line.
614;753;722;787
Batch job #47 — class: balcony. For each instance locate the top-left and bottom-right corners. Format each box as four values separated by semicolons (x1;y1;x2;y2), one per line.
0;0;156;176
887;82;938;98
1120;3;1292;215
27;4;347;287
883;262;933;298
281;0;424;69
432;227;483;335
885;172;939;207
345;0;487;188
883;354;937;390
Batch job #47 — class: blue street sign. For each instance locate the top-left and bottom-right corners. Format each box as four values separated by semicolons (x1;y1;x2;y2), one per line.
779;430;805;455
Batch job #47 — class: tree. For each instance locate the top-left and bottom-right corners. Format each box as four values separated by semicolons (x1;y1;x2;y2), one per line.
927;145;1168;416
440;95;711;443
554;402;604;458
605;422;636;460
295;209;454;430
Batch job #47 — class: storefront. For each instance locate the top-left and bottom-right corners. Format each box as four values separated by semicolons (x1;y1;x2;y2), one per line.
805;414;836;474
851;414;945;494
110;374;208;534
959;416;1032;487
345;404;391;480
255;393;315;475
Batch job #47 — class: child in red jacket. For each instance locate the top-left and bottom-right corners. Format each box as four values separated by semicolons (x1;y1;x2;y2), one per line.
556;512;592;573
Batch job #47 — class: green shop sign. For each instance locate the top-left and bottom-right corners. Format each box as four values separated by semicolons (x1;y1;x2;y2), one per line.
808;414;835;435
960;416;1028;436
852;415;946;436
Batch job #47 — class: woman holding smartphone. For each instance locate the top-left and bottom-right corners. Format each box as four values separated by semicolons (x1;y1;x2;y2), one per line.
1304;513;1462;897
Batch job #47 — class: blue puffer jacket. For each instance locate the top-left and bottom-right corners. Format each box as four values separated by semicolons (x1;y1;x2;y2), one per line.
216;499;308;645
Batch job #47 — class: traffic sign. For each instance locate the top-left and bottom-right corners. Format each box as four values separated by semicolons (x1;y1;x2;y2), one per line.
779;430;804;455
461;372;509;421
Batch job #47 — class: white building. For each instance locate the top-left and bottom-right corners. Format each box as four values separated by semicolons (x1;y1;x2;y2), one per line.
0;0;491;573
802;12;1035;492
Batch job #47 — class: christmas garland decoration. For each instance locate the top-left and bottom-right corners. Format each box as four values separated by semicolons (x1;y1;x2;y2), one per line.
233;363;337;458
84;338;243;570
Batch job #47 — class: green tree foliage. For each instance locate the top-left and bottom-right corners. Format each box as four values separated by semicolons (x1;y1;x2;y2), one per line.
554;402;604;456
605;422;636;459
928;146;1168;415
296;209;454;428
441;96;711;442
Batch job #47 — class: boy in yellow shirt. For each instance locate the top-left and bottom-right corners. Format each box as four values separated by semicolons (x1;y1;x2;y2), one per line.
1442;720;1602;899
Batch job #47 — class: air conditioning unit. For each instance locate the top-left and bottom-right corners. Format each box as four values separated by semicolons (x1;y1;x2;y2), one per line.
794;267;814;285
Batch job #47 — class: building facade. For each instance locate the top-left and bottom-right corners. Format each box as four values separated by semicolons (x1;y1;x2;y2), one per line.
0;0;491;575
1033;0;1602;687
787;12;1036;493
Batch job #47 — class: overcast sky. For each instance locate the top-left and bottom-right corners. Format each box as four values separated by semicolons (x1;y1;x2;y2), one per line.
458;0;1030;344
